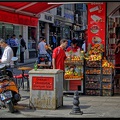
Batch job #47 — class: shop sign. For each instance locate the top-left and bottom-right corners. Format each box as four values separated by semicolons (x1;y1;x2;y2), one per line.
87;2;106;45
32;76;54;90
0;10;38;27
64;10;74;23
39;13;54;23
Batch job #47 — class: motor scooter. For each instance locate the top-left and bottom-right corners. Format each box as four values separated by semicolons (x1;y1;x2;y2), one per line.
0;57;21;113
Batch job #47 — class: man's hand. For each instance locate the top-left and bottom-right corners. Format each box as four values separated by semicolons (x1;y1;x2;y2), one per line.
0;59;1;63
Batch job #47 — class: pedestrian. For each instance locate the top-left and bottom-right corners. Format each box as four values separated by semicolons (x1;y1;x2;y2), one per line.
10;34;19;57
19;35;27;63
6;35;11;46
38;37;51;64
52;39;68;90
115;40;120;88
0;38;13;64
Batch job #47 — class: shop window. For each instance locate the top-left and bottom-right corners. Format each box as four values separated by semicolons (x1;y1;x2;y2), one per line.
57;7;62;16
64;4;74;11
28;27;37;50
5;24;13;39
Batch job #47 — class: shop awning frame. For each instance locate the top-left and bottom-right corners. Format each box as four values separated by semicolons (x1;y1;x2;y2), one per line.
0;2;61;17
0;2;61;27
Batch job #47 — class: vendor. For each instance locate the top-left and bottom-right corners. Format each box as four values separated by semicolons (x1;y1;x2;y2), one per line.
66;39;81;52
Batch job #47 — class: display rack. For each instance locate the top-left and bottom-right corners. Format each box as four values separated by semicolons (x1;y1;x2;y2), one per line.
64;60;84;94
101;67;114;96
85;60;114;96
85;60;102;96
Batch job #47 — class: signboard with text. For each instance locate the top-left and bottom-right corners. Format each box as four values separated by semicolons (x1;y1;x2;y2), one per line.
32;76;54;90
87;2;106;45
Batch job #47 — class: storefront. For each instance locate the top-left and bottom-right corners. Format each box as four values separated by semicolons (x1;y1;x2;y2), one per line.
0;2;60;59
39;12;54;45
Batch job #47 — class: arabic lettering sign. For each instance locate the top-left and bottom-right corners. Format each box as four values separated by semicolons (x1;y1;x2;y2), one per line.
32;76;54;90
87;2;106;45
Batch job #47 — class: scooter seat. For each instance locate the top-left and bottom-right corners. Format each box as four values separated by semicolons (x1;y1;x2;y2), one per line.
13;75;23;79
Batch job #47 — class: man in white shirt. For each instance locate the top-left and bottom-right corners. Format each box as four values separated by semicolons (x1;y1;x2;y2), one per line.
0;38;13;65
82;40;86;52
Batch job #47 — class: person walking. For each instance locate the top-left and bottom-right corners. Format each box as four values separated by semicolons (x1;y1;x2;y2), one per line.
9;34;19;57
52;39;68;90
19;35;27;63
0;38;13;64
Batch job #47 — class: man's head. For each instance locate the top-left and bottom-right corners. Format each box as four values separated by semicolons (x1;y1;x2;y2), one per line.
12;34;16;39
71;39;78;48
0;38;8;48
19;35;22;38
60;39;68;49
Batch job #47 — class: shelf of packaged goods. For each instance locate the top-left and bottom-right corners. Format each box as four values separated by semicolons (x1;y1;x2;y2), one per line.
65;78;83;81
102;74;113;75
85;74;101;75
64;61;84;65
86;66;101;68
86;80;100;82
86;88;100;90
102;86;112;89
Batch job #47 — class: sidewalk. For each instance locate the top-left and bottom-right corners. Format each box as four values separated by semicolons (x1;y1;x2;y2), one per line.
16;57;120;118
17;89;120;118
17;57;37;66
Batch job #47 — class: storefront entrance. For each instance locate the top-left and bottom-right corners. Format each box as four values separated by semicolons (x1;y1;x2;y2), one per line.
107;5;120;95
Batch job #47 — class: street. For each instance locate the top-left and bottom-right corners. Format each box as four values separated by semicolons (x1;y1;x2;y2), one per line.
0;63;120;118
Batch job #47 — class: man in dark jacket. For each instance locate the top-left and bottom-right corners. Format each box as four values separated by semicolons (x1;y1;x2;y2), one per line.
19;35;27;63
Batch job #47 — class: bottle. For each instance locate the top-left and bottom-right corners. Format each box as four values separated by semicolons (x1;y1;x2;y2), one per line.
34;60;38;71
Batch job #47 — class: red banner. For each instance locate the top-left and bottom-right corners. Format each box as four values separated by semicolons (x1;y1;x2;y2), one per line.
87;2;106;45
32;76;54;90
0;10;38;27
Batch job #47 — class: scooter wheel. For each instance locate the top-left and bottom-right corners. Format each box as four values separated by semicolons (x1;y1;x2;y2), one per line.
7;101;14;113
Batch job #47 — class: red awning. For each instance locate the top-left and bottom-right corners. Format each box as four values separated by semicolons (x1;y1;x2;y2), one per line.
0;2;60;27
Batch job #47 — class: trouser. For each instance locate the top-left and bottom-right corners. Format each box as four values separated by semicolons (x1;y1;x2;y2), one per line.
12;47;18;57
20;52;24;62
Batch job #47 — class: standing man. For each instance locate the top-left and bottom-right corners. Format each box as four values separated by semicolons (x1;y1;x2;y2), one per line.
19;35;27;63
0;38;13;64
52;39;68;90
10;34;19;57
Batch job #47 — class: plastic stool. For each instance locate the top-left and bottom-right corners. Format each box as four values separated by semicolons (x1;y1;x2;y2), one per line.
13;74;24;89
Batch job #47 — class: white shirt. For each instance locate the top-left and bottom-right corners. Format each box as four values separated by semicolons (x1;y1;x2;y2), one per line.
1;46;13;64
82;43;86;52
38;41;47;54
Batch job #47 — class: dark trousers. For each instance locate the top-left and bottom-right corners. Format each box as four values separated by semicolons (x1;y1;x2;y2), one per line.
20;52;24;63
12;47;18;57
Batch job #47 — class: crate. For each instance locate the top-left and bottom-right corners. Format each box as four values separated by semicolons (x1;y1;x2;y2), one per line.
102;89;113;96
86;90;101;96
